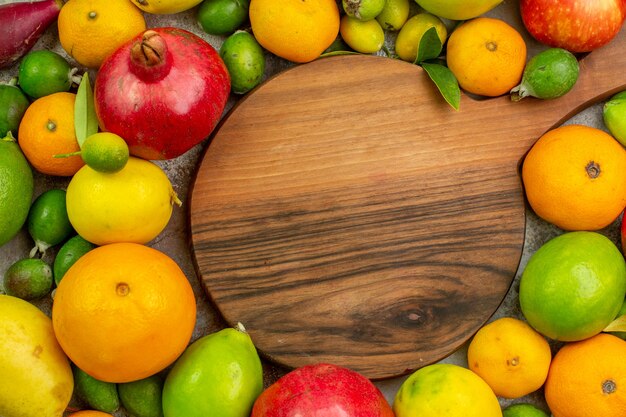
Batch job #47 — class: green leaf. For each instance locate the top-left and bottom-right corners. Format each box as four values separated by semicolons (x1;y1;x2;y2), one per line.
604;314;626;332
421;62;461;111
74;73;99;148
415;27;443;64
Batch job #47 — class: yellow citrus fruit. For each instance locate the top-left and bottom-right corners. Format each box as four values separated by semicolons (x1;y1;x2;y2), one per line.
0;295;74;417
52;242;197;383
58;0;146;68
340;15;385;54
446;17;526;97
522;124;626;230
393;363;502;417
249;0;340;63
130;0;202;14
545;333;626;417
17;92;84;176
66;156;180;245
395;13;447;63
467;317;552;399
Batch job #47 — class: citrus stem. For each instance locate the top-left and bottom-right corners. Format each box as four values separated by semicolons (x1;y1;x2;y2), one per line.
171;191;182;207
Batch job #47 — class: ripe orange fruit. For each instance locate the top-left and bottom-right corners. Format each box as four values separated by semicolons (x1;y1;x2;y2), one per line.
52;243;196;383
467;317;552;399
446;17;526;97
68;412;113;417
522;124;626;230
58;0;146;68
17;92;84;176
249;0;340;63
545;333;626;417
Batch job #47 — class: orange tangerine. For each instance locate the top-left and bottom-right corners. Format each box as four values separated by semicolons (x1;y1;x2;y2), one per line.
446;17;526;97
52;243;196;383
249;0;340;63
522;124;626;230
17;92;84;176
468;317;552;398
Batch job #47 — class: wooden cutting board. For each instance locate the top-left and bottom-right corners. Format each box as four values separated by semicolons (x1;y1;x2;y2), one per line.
190;30;626;380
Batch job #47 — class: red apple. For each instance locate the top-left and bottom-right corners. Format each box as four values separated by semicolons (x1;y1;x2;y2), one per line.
520;0;626;52
251;363;394;417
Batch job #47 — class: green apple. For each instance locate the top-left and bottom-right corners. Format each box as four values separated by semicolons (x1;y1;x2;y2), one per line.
414;0;503;20
603;91;626;147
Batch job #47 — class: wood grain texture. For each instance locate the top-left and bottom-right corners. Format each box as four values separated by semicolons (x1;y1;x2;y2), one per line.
190;30;626;379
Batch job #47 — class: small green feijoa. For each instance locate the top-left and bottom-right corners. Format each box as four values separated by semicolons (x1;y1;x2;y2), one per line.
3;258;53;300
342;0;386;21
220;31;266;95
73;366;120;413
511;48;579;101
27;189;74;257
53;234;96;285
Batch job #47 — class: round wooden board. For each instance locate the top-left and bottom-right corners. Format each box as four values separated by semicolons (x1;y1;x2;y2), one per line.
189;50;626;379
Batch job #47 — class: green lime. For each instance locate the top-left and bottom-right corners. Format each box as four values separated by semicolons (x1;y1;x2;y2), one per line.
18;50;80;99
80;132;130;173
339;15;385;54
0;134;34;247
376;0;410;31
197;0;249;36
603;90;626;147
219;31;266;94
0;80;30;138
520;231;626;341
27;188;74;256
3;258;53;300
511;48;579;101
502;403;550;417
73;365;120;413
119;374;165;417
343;0;386;21
53;234;96;285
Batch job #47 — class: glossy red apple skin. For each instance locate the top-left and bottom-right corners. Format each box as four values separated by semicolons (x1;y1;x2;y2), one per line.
520;0;626;52
251;363;394;417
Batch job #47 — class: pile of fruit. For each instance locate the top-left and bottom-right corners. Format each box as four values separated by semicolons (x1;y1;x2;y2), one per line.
2;0;626;416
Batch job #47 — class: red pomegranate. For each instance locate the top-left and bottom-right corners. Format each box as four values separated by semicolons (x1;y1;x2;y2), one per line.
251;363;395;417
94;27;230;160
